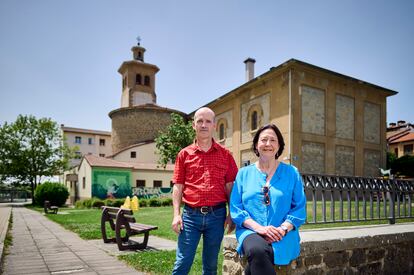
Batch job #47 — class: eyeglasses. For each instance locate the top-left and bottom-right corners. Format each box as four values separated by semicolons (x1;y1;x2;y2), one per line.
262;186;270;206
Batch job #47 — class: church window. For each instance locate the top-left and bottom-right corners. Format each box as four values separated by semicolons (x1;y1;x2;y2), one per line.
136;74;142;85
219;123;225;140
251;111;258;131
131;151;137;158
144;75;150;86
75;136;81;144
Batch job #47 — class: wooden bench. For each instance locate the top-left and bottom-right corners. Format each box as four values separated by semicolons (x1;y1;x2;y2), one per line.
101;206;158;251
44;200;58;214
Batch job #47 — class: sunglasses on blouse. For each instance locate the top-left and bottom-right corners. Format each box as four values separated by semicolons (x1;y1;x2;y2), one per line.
262;186;270;206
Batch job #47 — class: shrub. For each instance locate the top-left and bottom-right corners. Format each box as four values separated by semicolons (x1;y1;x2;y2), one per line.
161;198;173;206
139;198;148;207
149;198;161;207
75;200;84;209
92;199;105;208
83;198;94;208
113;198;124;207
34;182;69;207
104;199;115;206
391;155;414;177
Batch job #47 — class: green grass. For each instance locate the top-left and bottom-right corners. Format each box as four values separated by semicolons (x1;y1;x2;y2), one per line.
32;203;414;274
0;212;13;274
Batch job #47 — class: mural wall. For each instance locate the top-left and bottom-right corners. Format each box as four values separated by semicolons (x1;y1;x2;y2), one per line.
132;187;173;199
92;168;131;199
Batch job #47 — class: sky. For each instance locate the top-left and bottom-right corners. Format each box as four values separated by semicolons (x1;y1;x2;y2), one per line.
0;0;413;131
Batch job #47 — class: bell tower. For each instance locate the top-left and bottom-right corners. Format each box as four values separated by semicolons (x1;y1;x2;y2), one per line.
118;37;160;107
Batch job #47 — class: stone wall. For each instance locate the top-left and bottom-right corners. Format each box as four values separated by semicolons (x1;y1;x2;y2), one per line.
223;224;414;275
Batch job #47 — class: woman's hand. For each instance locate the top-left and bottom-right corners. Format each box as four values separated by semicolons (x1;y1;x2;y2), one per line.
255;225;285;243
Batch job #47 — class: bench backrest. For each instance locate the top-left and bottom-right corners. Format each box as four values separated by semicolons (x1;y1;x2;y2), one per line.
101;206;136;224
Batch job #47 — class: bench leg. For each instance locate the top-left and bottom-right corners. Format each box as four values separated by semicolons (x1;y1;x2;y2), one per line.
116;232;150;251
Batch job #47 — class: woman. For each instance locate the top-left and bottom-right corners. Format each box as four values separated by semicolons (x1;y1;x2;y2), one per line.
230;124;306;274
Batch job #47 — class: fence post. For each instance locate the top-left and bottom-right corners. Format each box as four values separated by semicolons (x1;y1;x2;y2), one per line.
388;179;395;225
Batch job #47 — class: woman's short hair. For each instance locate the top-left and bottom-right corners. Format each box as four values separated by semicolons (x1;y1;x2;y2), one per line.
252;124;285;159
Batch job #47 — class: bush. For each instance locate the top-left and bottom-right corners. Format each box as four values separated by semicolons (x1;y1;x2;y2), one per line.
103;199;115;206
92;198;105;208
83;198;94;208
161;198;173;206
34;182;69;207
75;200;84;209
113;198;124;207
139;198;148;207
149;198;162;207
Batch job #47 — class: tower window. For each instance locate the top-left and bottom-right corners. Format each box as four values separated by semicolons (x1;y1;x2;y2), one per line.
219;123;225;140
144;76;150;86
136;74;142;85
251;111;258;131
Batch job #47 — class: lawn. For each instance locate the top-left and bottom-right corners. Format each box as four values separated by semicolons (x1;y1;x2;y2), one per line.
34;204;414;274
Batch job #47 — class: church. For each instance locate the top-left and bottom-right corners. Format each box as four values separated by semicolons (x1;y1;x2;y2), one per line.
63;40;396;203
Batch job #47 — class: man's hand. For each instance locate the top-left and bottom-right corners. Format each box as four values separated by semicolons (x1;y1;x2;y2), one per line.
224;214;235;234
172;215;183;234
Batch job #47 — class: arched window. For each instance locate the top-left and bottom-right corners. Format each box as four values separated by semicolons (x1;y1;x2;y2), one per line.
136;74;142;85
219;123;225;140
144;76;150;86
251;111;258;130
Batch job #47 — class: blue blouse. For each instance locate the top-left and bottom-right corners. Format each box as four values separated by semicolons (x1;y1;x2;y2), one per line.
230;162;306;265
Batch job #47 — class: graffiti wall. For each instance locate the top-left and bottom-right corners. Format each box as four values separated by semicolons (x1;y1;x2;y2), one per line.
92;168;131;199
132;187;173;199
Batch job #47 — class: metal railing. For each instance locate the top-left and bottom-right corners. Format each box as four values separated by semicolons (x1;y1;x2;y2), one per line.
302;174;414;224
0;189;30;203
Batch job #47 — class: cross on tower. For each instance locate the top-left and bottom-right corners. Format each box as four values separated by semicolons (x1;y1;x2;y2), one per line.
136;36;141;45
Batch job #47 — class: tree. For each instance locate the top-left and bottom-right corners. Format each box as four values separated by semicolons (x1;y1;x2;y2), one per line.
0;115;76;203
391;155;414;178
155;113;195;168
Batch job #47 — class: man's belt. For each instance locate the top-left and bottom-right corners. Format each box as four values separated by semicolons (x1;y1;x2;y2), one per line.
185;203;226;214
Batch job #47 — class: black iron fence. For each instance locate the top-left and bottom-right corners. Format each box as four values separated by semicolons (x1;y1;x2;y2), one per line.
302;174;414;224
0;188;31;203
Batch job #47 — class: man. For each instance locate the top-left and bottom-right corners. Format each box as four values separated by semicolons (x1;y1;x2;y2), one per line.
171;107;238;275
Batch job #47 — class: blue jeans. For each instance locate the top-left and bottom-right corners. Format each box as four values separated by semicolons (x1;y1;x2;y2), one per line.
172;205;226;275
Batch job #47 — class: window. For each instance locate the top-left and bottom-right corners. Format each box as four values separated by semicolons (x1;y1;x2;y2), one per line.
251;111;258;131
170;181;174;187
88;138;93;145
136;180;145;187
153;180;162;188
403;144;413;155
136;74;142;85
99;154;105;157
123;76;127;89
130;151;137;158
82;177;86;189
219;123;225;140
144;75;150;86
394;148;398;158
75;136;82;144
99;139;106;146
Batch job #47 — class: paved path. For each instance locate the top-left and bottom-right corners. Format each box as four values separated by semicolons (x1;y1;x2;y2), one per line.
1;207;151;275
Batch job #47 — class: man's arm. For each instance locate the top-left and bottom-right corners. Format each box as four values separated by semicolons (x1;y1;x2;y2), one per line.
224;181;236;234
171;183;184;234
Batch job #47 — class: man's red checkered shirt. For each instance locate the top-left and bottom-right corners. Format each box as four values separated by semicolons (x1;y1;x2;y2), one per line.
172;140;238;207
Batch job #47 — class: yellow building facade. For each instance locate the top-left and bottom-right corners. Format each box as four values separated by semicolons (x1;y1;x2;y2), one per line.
204;59;396;177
